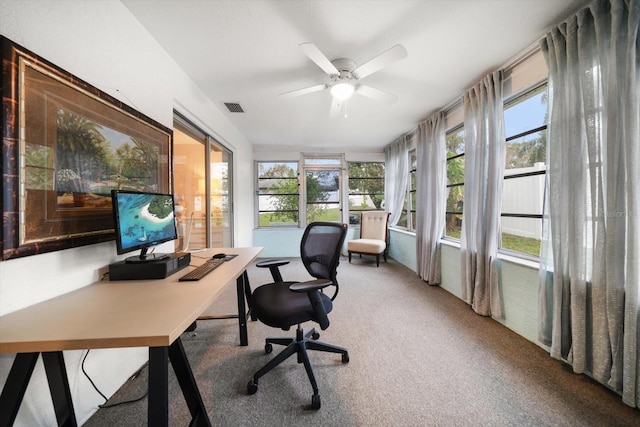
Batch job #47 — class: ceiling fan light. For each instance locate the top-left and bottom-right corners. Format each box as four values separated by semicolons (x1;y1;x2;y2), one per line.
330;82;355;100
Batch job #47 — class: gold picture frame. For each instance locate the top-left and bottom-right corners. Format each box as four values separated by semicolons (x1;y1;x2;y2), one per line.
1;36;172;260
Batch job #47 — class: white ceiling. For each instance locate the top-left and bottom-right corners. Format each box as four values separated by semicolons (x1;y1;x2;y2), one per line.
121;0;587;152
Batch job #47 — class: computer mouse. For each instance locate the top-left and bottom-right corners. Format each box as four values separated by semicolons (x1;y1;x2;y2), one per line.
212;253;226;259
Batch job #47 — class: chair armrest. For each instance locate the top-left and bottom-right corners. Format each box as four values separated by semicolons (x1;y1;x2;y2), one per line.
289;279;332;330
289;279;332;293
256;259;290;268
256;259;290;282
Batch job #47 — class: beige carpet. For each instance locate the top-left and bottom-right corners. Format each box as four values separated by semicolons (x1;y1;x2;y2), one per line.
84;256;639;426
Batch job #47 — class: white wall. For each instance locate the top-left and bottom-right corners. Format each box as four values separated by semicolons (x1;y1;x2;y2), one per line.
389;229;542;344
0;1;253;425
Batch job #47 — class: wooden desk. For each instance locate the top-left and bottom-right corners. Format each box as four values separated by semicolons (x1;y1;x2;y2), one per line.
0;247;262;427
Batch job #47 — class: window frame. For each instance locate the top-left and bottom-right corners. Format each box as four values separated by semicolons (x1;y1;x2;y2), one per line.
256;160;301;228
347;161;385;225
499;80;548;260
408;149;417;231
444;124;465;241
301;153;345;226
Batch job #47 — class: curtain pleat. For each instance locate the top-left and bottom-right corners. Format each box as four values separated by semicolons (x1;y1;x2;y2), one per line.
539;0;639;408
460;71;506;318
384;136;409;227
416;112;445;284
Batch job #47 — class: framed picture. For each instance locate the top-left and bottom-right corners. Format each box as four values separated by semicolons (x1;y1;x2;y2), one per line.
1;36;172;260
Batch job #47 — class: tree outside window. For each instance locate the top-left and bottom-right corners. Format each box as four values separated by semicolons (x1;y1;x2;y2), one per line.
348;162;384;224
445;127;465;239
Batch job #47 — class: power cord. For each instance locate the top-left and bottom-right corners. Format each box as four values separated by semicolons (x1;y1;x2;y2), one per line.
81;350;107;401
81;350;149;408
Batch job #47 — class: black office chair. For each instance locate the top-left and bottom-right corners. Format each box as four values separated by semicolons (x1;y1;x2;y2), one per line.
247;222;349;409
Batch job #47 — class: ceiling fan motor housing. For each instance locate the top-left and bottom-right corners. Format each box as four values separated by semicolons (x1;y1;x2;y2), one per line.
330;58;357;83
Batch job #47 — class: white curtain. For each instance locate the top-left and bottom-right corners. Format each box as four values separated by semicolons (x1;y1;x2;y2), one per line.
416;112;446;284
460;71;505;318
538;0;639;408
384;135;409;226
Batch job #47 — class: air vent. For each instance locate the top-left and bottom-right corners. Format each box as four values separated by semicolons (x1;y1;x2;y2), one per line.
224;102;245;113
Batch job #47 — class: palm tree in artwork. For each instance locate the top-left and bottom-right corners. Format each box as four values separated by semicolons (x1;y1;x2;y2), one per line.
131;138;159;187
56;109;109;190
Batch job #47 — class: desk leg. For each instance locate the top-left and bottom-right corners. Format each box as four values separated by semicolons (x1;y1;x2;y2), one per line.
0;352;39;427
168;338;211;427
148;347;169;427
42;352;77;427
237;271;249;346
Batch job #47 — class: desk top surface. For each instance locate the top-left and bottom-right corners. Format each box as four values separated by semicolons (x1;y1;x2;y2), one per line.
0;247;262;353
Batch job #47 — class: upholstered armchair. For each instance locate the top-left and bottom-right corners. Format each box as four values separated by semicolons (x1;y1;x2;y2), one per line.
347;211;390;267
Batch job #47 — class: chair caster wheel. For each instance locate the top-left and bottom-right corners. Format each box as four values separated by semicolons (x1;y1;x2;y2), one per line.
247;380;258;395
265;343;272;354
342;353;349;363
311;331;320;340
311;394;321;409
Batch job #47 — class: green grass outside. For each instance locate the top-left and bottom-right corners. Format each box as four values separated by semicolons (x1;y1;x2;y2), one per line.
501;233;541;257
446;225;540;257
259;208;340;227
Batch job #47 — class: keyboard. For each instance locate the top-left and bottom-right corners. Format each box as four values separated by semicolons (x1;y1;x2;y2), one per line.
179;258;224;281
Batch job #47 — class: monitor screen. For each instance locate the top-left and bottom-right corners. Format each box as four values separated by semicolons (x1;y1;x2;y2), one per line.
111;190;178;263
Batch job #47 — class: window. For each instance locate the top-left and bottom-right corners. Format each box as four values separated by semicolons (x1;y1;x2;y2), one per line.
500;82;547;258
445;126;465;239
257;156;384;228
407;149;417;230
303;155;343;225
257;161;299;227
347;162;385;224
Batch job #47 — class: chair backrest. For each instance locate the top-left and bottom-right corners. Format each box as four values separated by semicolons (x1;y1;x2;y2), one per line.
360;211;390;241
300;222;348;298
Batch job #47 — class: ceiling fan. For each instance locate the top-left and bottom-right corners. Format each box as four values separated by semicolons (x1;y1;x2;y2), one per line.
281;42;407;118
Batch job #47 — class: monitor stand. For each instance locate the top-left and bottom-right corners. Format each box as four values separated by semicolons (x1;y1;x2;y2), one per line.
125;248;170;264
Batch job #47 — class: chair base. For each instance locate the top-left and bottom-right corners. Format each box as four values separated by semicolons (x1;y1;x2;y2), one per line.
348;250;387;267
247;326;349;409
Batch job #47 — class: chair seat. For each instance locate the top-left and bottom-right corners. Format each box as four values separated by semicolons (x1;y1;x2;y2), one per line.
347;238;386;254
252;281;333;329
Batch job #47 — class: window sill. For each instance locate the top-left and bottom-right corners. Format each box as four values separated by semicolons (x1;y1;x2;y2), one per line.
497;252;539;270
389;227;415;236
440;238;460;249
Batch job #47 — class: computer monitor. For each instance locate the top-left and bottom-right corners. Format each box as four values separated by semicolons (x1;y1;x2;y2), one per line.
111;190;178;263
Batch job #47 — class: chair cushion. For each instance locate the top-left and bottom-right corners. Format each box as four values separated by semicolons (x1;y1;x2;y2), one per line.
360;211;388;240
347;238;386;254
251;281;333;330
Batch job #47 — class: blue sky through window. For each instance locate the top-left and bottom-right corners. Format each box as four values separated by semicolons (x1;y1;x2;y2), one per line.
504;90;547;139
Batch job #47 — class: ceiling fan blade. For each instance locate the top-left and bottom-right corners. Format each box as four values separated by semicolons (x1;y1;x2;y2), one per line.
353;44;407;79
299;42;340;75
280;84;327;98
329;96;345;119
355;84;399;104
